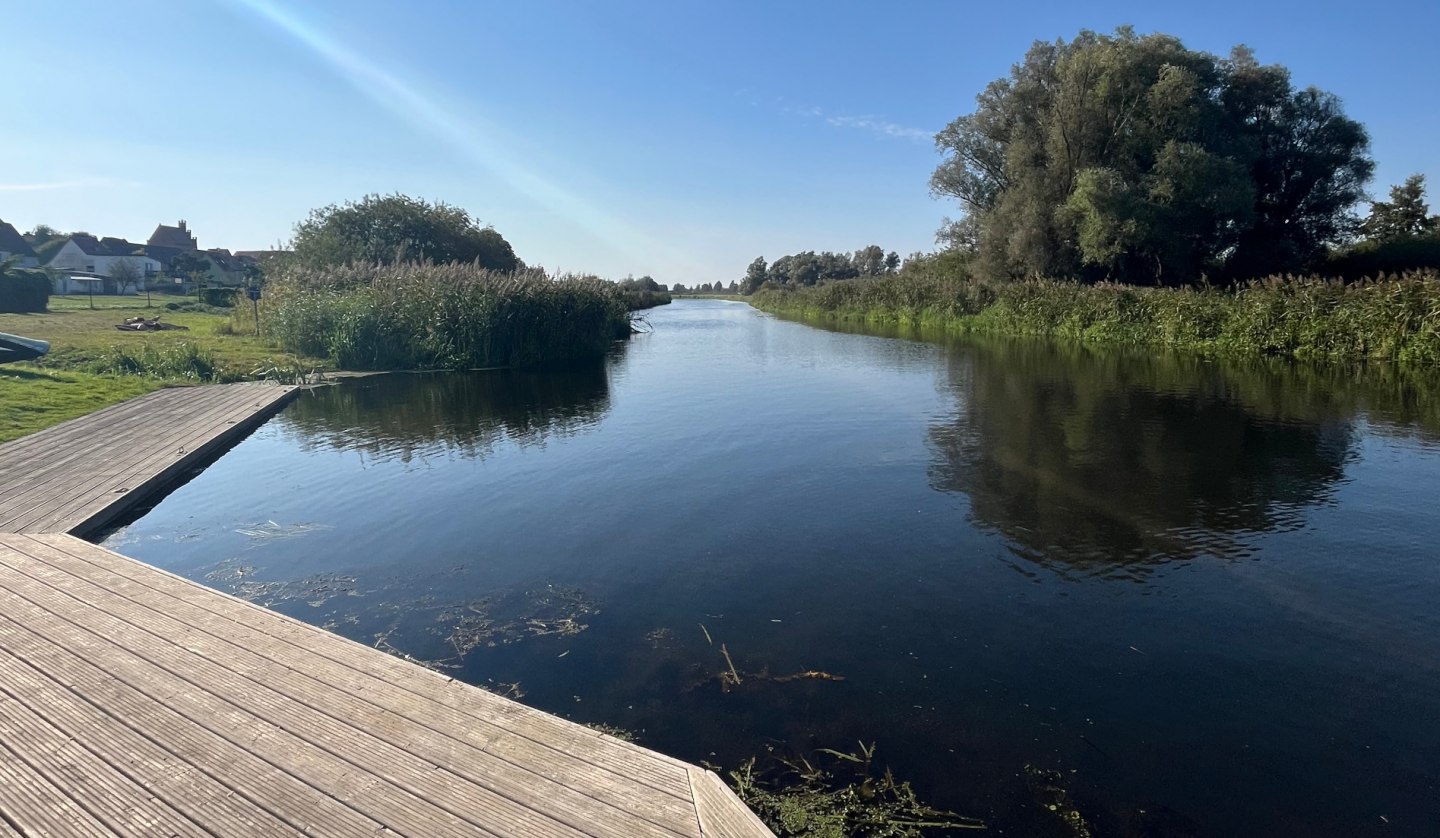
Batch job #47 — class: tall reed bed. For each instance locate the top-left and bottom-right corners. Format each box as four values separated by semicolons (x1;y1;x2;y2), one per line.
244;263;634;370
752;271;1440;365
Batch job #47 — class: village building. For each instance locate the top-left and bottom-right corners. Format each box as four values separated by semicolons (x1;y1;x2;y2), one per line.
0;220;39;267
25;219;259;295
147;220;199;250
45;235;161;295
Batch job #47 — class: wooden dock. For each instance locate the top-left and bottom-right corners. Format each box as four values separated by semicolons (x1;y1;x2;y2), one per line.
0;384;773;837
0;383;299;537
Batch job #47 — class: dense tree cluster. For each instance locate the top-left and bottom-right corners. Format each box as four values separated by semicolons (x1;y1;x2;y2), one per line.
1329;174;1440;279
738;245;900;294
290;194;522;272
619;275;663;293
931;28;1374;284
1361;175;1438;242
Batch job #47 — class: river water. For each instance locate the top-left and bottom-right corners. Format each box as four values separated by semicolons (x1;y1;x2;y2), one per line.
104;300;1440;836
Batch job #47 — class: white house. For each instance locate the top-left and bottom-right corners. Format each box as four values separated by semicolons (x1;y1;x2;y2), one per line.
45;235;162;295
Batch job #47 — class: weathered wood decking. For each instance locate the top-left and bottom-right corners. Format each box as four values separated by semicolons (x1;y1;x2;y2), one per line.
0;383;299;536
0;384;772;837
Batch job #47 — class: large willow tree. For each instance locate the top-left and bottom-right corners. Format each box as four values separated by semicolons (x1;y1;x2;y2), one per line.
931;28;1373;284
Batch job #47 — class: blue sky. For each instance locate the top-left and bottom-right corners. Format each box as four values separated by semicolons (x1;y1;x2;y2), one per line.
3;0;1436;284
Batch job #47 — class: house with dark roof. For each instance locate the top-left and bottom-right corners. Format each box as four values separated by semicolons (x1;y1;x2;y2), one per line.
45;235;161;294
147;220;198;250
200;249;260;287
0;220;38;267
235;249;291;262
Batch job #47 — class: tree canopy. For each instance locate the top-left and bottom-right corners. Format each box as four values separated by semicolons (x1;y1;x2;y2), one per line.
931;28;1373;284
738;245;900;294
290;194;522;271
1328;174;1440;279
1361;174;1436;241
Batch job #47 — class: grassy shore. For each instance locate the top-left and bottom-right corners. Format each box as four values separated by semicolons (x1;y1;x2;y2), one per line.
751;271;1440;365
0;294;326;443
2;266;640;441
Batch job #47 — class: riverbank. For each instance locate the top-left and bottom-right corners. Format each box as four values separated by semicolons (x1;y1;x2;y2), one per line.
750;271;1440;365
0;295;328;443
248;263;637;370
2;265;647;442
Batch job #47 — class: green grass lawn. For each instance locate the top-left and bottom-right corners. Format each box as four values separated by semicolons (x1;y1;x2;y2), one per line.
0;295;328;443
0;368;161;444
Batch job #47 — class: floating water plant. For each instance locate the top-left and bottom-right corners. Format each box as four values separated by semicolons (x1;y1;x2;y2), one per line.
1024;765;1095;838
727;742;986;837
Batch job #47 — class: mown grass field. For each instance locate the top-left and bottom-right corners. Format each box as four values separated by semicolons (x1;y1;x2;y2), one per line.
0;295;327;443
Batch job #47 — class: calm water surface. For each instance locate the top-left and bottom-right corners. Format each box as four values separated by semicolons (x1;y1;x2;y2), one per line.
105;300;1440;837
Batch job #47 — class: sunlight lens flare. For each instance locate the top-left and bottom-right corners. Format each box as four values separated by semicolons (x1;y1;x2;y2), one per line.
224;0;685;270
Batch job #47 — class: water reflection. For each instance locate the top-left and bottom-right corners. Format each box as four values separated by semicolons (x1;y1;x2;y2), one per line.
928;341;1355;577
278;365;612;463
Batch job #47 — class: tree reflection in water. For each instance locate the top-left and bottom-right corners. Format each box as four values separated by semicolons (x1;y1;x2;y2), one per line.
927;342;1356;578
277;365;613;464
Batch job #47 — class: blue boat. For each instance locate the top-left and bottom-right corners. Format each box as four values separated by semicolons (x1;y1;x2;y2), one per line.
0;332;49;363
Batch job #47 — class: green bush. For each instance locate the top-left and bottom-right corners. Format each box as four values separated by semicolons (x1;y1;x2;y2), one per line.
202;287;239;308
0;268;51;313
1327;236;1440;281
91;342;225;381
253;262;634;370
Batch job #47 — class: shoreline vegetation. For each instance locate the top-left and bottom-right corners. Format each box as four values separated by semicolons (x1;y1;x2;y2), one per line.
751;270;1440;365
1;195;668;442
735;27;1440;382
245;262;640;370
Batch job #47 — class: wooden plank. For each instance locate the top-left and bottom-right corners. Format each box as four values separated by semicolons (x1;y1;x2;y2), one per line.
65;385;298;537
0;538;696;838
12;534;697;818
0;571;584;837
0;384;296;535
0;686;209;837
0;728;120;838
0;386;235;490
0;384;276;500
688;769;775;838
0;614;395;836
0;386;235;506
0;388;247;532
28;533;697;799
0;388;181;469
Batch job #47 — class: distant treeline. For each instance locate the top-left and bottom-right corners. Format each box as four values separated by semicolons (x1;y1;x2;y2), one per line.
616;276;673;309
737;246;902;295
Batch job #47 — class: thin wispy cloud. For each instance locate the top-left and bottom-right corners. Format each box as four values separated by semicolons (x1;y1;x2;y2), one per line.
783;102;931;143
824;115;932;143
0;177;139;192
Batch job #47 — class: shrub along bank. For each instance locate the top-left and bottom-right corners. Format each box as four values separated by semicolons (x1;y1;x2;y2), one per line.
248;262;635;370
751;271;1440;365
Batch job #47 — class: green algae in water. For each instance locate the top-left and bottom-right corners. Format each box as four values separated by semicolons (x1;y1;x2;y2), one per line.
204;558;362;608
